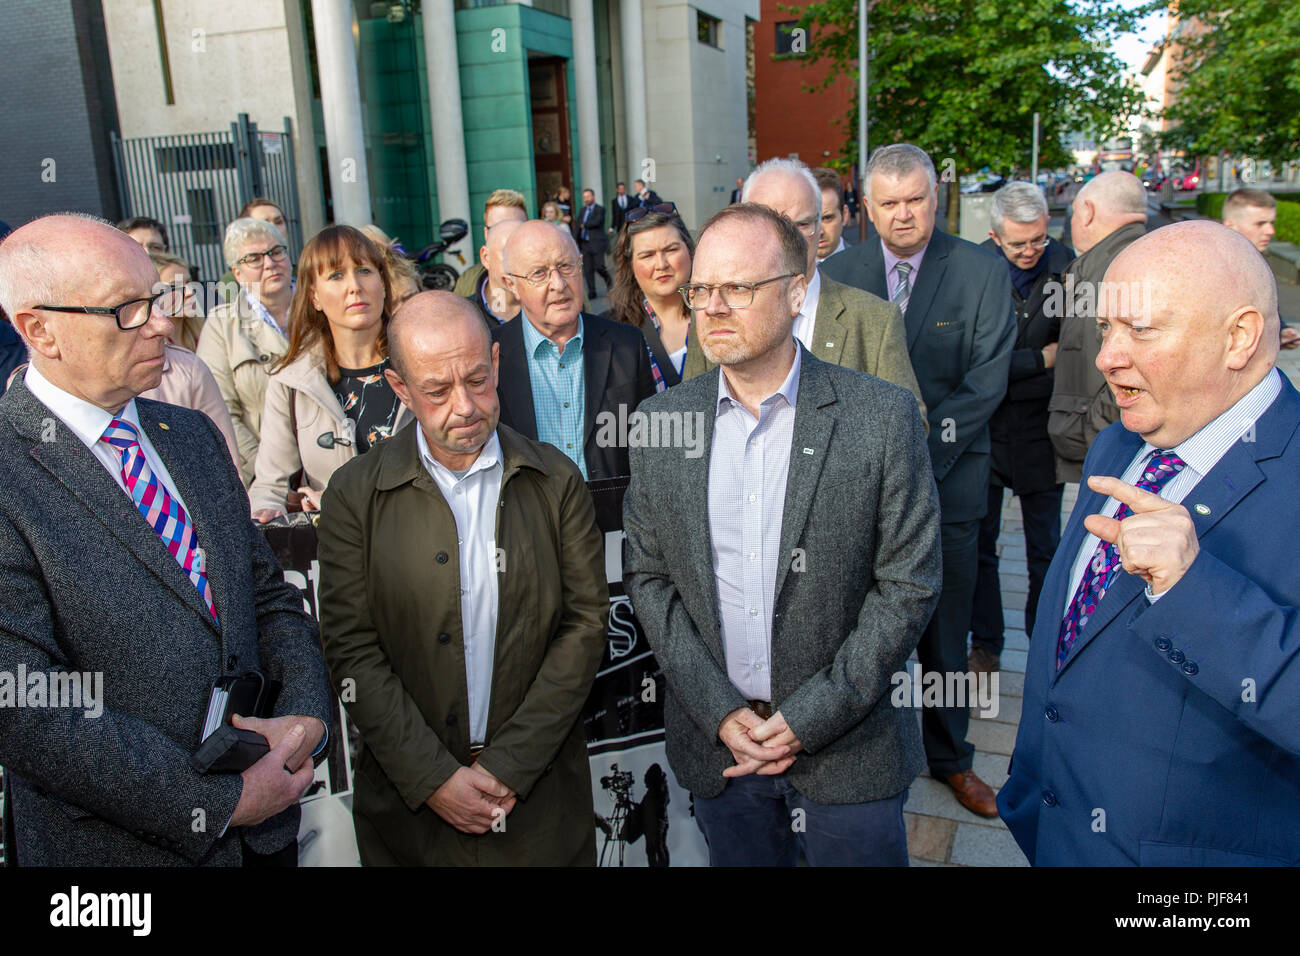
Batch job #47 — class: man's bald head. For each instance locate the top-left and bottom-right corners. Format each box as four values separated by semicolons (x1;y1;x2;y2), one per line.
501;219;580;275
383;291;500;469
1072;172;1148;254
0;214;173;409
0;214;149;319
1096;220;1278;447
483;218;523;284
387;291;491;379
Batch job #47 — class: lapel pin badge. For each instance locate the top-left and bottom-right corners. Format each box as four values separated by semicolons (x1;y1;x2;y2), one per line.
824;341;835;348
802;447;814;456
1194;503;1210;515
158;422;170;430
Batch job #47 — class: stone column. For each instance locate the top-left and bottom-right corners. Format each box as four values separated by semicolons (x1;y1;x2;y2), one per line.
570;0;602;199
310;0;371;225
422;0;471;229
620;0;648;185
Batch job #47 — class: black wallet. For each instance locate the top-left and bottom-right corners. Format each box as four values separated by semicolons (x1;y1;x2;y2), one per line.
190;671;283;774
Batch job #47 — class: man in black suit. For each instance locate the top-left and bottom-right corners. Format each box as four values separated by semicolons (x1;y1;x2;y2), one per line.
730;177;744;204
494;220;655;479
577;189;612;300
0;214;332;866
609;182;632;234
633;179;663;209
969;182;1072;675
822;143;1016;818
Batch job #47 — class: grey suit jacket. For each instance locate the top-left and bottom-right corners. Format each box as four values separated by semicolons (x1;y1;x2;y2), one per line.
622;347;942;803
0;377;332;866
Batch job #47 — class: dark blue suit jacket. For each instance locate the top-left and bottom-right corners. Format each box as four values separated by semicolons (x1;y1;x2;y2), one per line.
998;373;1300;865
822;229;1015;522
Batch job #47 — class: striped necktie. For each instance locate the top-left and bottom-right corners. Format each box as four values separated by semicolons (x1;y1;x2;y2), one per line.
100;418;219;623
1056;450;1186;669
892;261;913;315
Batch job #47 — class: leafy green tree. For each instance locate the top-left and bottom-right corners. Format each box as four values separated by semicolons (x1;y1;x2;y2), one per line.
1159;0;1300;163
791;0;1152;221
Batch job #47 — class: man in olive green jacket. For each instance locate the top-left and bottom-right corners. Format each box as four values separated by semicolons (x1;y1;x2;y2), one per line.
316;293;608;866
679;159;925;425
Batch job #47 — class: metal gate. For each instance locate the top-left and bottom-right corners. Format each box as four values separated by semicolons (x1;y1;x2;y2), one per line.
111;114;304;282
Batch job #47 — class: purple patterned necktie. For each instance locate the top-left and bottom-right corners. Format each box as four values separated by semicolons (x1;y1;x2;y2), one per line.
100;418;219;623
1056;450;1186;669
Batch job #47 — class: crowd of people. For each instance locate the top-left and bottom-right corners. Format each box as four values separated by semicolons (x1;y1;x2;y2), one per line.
0;142;1296;869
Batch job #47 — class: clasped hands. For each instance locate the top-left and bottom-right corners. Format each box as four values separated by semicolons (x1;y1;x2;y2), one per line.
426;762;516;834
717;707;802;778
1084;475;1199;596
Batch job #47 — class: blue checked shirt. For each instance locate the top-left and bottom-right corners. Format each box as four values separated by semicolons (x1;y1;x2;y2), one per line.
522;315;588;477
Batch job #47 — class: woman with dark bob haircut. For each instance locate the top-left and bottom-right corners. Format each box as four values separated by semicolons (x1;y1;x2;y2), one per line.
604;206;694;390
249;225;412;520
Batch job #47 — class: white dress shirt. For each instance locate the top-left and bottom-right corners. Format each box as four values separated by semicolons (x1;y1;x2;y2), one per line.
708;347;802;701
1063;368;1283;613
792;268;822;354
417;427;504;745
25;362;190;514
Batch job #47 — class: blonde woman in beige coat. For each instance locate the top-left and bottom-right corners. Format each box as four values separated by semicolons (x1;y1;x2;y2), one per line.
196;217;293;485
250;225;411;521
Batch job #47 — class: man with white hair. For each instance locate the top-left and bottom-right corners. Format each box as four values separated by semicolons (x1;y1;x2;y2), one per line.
681;157;924;421
969;182;1073;675
1000;220;1300;865
1048;170;1149;482
822;143;1016;817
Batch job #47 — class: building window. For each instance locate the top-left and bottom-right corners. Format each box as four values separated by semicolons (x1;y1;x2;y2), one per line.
775;20;800;55
698;11;721;48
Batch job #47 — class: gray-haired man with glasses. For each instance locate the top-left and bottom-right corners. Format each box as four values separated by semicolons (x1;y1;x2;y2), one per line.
490;219;654;478
624;203;941;866
969;181;1074;675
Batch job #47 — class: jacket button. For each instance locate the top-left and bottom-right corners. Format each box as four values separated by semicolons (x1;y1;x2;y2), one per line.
1168;648;1186;664
1154;637;1172;652
1042;790;1058;807
446;714;457;726
258;353;270;362
437;632;450;645
435;552;449;564
1182;661;1199;676
1045;706;1059;722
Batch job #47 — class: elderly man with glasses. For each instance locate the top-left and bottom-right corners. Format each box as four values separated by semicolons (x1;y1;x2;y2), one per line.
197;217;295;485
623;202;941;866
490;219;654;479
0;214;331;866
967;182;1074;675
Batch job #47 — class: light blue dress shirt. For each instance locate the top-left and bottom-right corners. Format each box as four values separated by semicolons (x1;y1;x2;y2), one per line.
521;315;587;477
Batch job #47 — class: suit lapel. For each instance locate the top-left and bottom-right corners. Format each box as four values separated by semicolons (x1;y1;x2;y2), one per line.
1051;429;1145;680
858;239;890;301
1055;383;1300;679
774;349;835;602
582;314;612;448
811;277;847;365
496;318;538;440
6;383;221;635
681;378;724;662
904;231;951;351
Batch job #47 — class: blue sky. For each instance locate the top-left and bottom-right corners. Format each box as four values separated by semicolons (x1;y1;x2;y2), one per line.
1111;0;1168;72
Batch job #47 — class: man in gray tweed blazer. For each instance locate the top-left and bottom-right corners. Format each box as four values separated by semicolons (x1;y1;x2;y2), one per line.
623;204;942;865
0;215;332;866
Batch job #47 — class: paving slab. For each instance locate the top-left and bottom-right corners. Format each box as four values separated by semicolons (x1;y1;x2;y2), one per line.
950;822;1029;867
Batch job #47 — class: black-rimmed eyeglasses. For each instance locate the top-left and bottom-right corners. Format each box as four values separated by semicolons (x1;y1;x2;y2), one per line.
235;244;289;268
33;288;185;331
